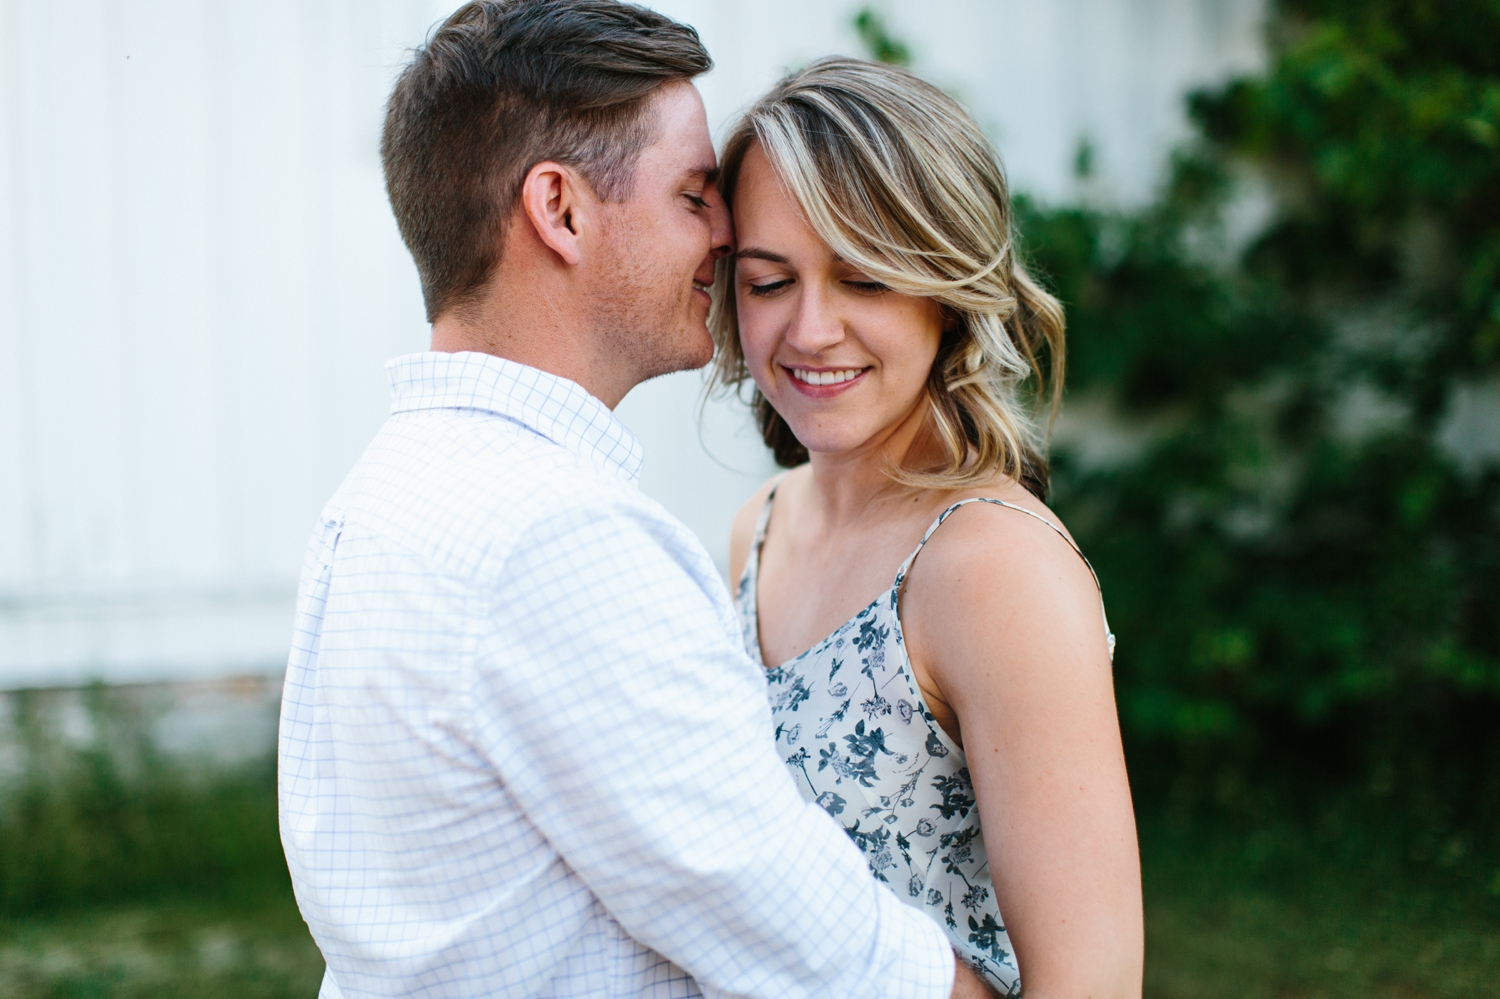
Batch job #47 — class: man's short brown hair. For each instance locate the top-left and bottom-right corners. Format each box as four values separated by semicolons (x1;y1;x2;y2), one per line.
382;0;711;320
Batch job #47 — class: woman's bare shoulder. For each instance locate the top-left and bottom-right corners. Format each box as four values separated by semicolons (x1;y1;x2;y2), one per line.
904;476;1107;680
917;478;1094;603
727;467;802;586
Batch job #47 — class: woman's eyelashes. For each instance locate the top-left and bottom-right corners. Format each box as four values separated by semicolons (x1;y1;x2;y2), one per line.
743;276;889;298
746;278;793;297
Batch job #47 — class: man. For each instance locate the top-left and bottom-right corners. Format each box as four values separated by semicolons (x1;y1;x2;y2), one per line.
279;2;990;996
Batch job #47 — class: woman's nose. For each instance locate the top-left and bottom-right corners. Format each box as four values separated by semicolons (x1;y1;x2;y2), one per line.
785;287;845;354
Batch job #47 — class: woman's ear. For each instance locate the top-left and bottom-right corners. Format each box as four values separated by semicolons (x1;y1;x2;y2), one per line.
518;161;590;266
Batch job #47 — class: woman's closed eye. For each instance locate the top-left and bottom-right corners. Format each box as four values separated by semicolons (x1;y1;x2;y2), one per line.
844;279;889;295
746;278;794;297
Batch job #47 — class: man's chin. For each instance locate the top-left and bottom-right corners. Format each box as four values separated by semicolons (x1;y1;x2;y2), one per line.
683;327;716;371
668;325;716;374
631;331;715;387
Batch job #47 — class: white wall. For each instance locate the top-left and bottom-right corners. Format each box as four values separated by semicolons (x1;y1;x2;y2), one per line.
0;0;1262;688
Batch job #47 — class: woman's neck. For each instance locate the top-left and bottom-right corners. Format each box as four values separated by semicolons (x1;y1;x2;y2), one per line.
803;397;944;530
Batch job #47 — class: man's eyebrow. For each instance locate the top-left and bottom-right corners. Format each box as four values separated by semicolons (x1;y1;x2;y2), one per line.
733;247;790;264
682;164;719;184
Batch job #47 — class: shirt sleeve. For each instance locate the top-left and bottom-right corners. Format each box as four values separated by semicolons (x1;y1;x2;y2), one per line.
470;500;956;999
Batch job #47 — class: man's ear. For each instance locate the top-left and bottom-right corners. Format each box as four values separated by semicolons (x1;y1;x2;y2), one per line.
519;161;591;267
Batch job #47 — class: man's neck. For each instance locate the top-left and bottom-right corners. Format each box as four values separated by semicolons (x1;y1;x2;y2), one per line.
429;293;636;409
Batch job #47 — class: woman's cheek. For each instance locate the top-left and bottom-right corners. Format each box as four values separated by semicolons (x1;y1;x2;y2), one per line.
737;308;777;382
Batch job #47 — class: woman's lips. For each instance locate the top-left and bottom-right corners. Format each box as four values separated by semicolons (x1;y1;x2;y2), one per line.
785;365;870;398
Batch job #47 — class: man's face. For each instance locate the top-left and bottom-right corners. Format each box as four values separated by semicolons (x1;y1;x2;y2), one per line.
590;82;732;384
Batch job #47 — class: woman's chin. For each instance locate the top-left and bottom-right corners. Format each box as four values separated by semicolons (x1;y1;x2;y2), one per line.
790;431;871;461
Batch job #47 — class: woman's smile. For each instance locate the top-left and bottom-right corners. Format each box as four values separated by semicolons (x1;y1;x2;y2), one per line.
785;364;871;396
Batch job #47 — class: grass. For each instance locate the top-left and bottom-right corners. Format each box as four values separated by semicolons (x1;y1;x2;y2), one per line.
0;888;323;999
2;823;1496;998
1140;819;1500;998
2;687;1497;996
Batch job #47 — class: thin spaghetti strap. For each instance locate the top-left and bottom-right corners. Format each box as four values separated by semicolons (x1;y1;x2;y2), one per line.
750;472;790;552
975;500;1105;595
893;497;1116;661
741;471;791;600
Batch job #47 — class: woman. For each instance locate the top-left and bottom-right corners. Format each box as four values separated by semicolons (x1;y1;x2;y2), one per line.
716;59;1143;997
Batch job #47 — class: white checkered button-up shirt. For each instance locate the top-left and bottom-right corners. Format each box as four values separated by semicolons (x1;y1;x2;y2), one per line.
278;352;955;999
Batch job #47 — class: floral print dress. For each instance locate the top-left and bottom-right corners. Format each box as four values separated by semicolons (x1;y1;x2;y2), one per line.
736;490;1115;997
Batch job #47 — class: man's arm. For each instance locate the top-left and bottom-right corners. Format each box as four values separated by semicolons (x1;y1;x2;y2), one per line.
473;501;955;999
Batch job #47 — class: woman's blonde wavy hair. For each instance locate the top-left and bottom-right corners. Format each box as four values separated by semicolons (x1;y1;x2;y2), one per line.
708;57;1065;498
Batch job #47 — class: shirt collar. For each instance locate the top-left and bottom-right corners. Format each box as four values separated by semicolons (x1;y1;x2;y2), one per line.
385;351;644;483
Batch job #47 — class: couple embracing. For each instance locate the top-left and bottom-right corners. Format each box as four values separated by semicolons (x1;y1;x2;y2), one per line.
278;1;1143;997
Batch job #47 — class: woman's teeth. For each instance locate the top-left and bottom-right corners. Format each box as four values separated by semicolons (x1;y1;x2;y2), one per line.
791;368;864;386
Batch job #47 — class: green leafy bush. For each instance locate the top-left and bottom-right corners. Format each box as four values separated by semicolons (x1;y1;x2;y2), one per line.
1019;0;1500;844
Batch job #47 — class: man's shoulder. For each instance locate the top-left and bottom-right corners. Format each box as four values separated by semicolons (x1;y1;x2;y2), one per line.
325;409;668;578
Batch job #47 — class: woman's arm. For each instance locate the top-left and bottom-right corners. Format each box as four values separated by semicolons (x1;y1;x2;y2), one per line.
900;503;1143;999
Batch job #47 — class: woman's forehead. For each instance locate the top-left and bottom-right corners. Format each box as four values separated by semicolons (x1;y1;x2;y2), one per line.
731;149;822;250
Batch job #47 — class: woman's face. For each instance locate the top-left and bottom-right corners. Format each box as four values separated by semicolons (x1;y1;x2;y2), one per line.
732;145;944;461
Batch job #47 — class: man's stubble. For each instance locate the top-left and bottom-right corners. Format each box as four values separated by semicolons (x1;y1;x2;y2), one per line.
590;216;713;391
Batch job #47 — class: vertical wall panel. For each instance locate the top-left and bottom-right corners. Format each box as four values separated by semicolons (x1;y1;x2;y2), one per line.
19;2;121;587
0;0;26;593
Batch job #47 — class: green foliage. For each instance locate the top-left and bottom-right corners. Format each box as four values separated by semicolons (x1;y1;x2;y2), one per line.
0;686;288;916
1194;0;1500;380
854;8;911;67
1016;0;1500;840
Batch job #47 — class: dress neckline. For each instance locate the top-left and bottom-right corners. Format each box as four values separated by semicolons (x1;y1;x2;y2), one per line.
740;478;895;672
739;480;970;766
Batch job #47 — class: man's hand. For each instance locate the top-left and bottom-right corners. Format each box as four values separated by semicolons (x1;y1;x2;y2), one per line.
950;957;999;998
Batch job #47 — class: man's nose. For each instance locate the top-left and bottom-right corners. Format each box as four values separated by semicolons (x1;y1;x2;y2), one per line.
708;194;734;262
